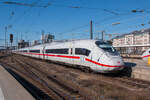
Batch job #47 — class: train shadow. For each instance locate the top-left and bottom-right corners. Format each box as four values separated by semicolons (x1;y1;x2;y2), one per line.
45;59;137;78
98;62;137;78
124;62;137;68
20;55;137;78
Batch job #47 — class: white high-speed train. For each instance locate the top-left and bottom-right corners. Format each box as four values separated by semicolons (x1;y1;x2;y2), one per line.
14;40;125;73
142;48;150;61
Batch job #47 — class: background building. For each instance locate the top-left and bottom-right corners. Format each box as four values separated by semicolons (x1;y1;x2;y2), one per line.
113;28;150;54
41;34;55;43
18;40;29;48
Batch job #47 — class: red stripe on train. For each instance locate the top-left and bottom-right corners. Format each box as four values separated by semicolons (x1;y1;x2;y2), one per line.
142;55;150;58
45;54;80;59
23;52;121;67
24;52;43;55
24;52;80;59
85;58;122;67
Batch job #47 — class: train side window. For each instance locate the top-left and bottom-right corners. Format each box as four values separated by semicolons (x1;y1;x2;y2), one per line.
45;49;69;54
46;49;52;53
23;50;27;52
149;51;150;54
29;50;40;53
86;49;91;56
75;48;90;56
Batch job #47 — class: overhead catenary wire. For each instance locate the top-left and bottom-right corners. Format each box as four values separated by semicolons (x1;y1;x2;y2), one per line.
2;1;46;7
2;0;150;42
2;1;146;29
57;8;150;36
47;12;150;39
57;24;89;35
9;0;42;25
63;13;150;40
95;10;150;29
106;13;150;33
1;1;120;15
3;0;42;45
2;0;121;37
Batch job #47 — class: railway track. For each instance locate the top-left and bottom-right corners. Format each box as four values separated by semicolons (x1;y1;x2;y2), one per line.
4;55;96;100
16;55;150;93
17;55;150;96
0;54;150;100
0;60;63;100
89;70;150;92
114;77;150;90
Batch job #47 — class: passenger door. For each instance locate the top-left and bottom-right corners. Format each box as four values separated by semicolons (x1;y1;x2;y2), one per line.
75;48;90;66
69;48;73;64
42;46;46;60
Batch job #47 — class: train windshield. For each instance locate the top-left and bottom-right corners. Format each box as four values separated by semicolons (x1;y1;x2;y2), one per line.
95;41;119;55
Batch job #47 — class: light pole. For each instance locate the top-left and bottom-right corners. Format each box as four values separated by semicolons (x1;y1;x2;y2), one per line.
5;25;12;50
90;20;93;39
5;26;7;49
101;30;105;41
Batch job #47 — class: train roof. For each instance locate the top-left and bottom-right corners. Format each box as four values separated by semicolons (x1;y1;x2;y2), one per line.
17;39;107;50
45;39;101;47
48;39;98;44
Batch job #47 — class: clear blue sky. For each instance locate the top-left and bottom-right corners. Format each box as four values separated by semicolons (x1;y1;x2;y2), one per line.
1;0;150;46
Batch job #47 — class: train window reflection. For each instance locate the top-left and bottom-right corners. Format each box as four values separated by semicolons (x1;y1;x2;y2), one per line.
75;48;90;56
29;50;40;53
46;48;68;54
95;41;118;55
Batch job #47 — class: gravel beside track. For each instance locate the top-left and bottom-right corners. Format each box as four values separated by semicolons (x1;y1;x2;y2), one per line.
0;53;150;100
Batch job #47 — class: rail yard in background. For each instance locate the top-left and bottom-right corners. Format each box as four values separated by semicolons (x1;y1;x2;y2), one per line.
1;37;150;100
1;0;150;100
0;52;150;100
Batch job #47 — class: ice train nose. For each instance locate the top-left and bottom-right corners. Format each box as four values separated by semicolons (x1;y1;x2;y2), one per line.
112;57;124;66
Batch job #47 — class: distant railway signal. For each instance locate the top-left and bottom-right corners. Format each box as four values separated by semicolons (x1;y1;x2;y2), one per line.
141;24;145;26
10;34;13;43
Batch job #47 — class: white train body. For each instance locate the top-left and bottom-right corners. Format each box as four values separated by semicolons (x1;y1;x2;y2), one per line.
14;40;125;73
142;48;150;61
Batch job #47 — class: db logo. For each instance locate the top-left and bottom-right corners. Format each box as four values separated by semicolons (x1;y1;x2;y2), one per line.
117;61;120;64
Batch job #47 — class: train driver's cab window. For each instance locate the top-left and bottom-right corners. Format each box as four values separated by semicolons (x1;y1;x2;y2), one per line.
95;41;119;56
75;48;90;56
149;51;150;54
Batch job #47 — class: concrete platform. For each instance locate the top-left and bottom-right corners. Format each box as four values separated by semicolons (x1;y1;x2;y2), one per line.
121;54;141;59
124;58;150;81
0;65;35;100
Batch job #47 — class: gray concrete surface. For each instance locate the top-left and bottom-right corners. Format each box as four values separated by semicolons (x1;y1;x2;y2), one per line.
124;58;150;81
0;65;35;100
